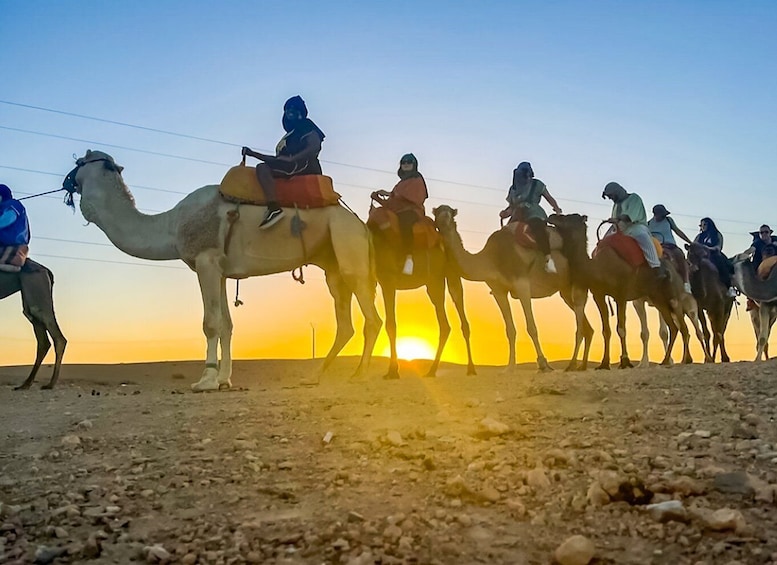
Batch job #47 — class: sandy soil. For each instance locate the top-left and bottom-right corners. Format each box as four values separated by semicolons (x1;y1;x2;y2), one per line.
2;358;777;564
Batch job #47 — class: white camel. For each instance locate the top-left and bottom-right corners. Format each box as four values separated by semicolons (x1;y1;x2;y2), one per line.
63;150;382;391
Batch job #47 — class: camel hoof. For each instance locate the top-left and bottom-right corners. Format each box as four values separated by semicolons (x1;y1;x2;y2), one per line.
423;371;436;379
466;366;477;376
538;365;554;373
595;363;610;371
218;381;232;391
619;359;634;369
564;363;578;372
683;356;693;365
382;372;400;380
41;384;54;390
299;375;321;386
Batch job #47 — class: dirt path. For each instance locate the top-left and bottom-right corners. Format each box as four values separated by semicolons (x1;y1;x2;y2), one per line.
2;358;777;564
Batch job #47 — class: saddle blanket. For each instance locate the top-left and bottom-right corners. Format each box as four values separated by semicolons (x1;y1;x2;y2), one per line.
367;207;440;250
594;233;662;267
219;165;341;208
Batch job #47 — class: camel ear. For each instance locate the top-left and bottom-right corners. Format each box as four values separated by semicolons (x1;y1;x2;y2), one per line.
116;165;124;173
582;215;588;222
85;149;92;156
432;206;438;214
452;208;458;217
684;243;690;250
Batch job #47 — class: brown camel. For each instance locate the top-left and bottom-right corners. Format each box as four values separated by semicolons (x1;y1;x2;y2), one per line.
0;261;67;389
63;150;382;391
733;259;777;361
549;214;690;369
433;205;593;372
369;221;475;379
686;242;734;362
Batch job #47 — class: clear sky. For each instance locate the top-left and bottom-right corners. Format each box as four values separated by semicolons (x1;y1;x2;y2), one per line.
1;1;776;367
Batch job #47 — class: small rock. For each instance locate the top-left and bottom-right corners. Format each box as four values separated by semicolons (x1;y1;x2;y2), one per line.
527;468;551;490
477;417;510;437
145;544;171;563
34;545;67;564
77;419;93;430
554;534;595;565
705;508;747;533
586;481;610;506
646;500;688;523
694;430;712;438
383;524;402;541
385;431;404;446
61;435;81;448
322;431;334;445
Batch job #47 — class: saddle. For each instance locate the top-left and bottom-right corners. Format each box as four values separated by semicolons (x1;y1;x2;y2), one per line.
0;244;28;273
594;233;662;268
367;207;440;250
219;165;341;208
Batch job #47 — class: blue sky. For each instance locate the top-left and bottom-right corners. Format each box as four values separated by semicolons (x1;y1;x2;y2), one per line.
1;1;776;365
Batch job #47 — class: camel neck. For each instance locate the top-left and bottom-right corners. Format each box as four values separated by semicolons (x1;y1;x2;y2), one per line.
81;183;180;261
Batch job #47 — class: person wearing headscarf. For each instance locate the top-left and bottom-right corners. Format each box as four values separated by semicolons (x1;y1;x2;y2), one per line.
499;162;562;273
0;184;31;269
602;182;665;280
694;217;736;297
242;95;326;229
371;153;428;275
648;204;693;293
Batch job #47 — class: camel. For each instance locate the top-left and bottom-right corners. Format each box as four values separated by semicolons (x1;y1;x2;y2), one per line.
549;214;690;369
685;242;734;362
432;205;592;372
0;261;67;389
62;150;382;391
370;221;475;379
733;259;777;361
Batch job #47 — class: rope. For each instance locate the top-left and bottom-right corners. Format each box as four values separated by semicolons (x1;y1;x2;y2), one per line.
18;188;65;201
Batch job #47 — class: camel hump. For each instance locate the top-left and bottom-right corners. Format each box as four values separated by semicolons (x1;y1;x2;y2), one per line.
219;165;340;208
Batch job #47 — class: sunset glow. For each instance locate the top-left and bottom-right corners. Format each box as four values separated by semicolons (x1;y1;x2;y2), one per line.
383;337;437;361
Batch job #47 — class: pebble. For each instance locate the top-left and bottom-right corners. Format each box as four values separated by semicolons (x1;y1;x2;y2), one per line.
554;535;595;565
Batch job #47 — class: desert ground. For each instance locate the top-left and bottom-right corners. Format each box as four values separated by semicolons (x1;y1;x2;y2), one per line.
3;357;777;565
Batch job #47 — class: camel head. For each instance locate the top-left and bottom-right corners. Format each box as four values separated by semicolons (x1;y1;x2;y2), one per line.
62;150;128;221
685;241;710;273
63;150;124;198
432;205;458;232
548;213;588;241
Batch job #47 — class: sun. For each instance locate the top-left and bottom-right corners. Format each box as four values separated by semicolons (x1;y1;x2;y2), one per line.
383;337;437;361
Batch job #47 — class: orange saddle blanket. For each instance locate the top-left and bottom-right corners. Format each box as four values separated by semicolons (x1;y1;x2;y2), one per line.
219;165;341;208
594;233;663;268
367;207;440;250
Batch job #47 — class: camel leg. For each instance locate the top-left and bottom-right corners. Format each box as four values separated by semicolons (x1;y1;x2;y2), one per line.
676;302;693;364
330;219;381;378
216;277;233;389
698;308;714;361
514;283;552;372
40;316;67;390
655;302;681;366
632;299;651;368
616;300;633;369
382;286;400;379
14;320;50;390
317;271;356;381
446;274;476;375
560;287;593;372
425;276;451;378
491;289;517;373
717;300;733;363
191;257;224;392
756;304;772;361
687;305;713;363
594;292;611;370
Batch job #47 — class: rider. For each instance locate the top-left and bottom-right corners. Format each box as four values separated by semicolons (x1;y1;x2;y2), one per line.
242;96;325;229
602;182;666;281
371;153;428;275
0;184;31;269
499;161;562;274
648;204;693;293
757;244;777;281
736;224;777;269
694;217;736;298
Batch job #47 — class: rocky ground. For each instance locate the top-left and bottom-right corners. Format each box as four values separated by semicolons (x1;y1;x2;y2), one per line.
3;358;777;564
